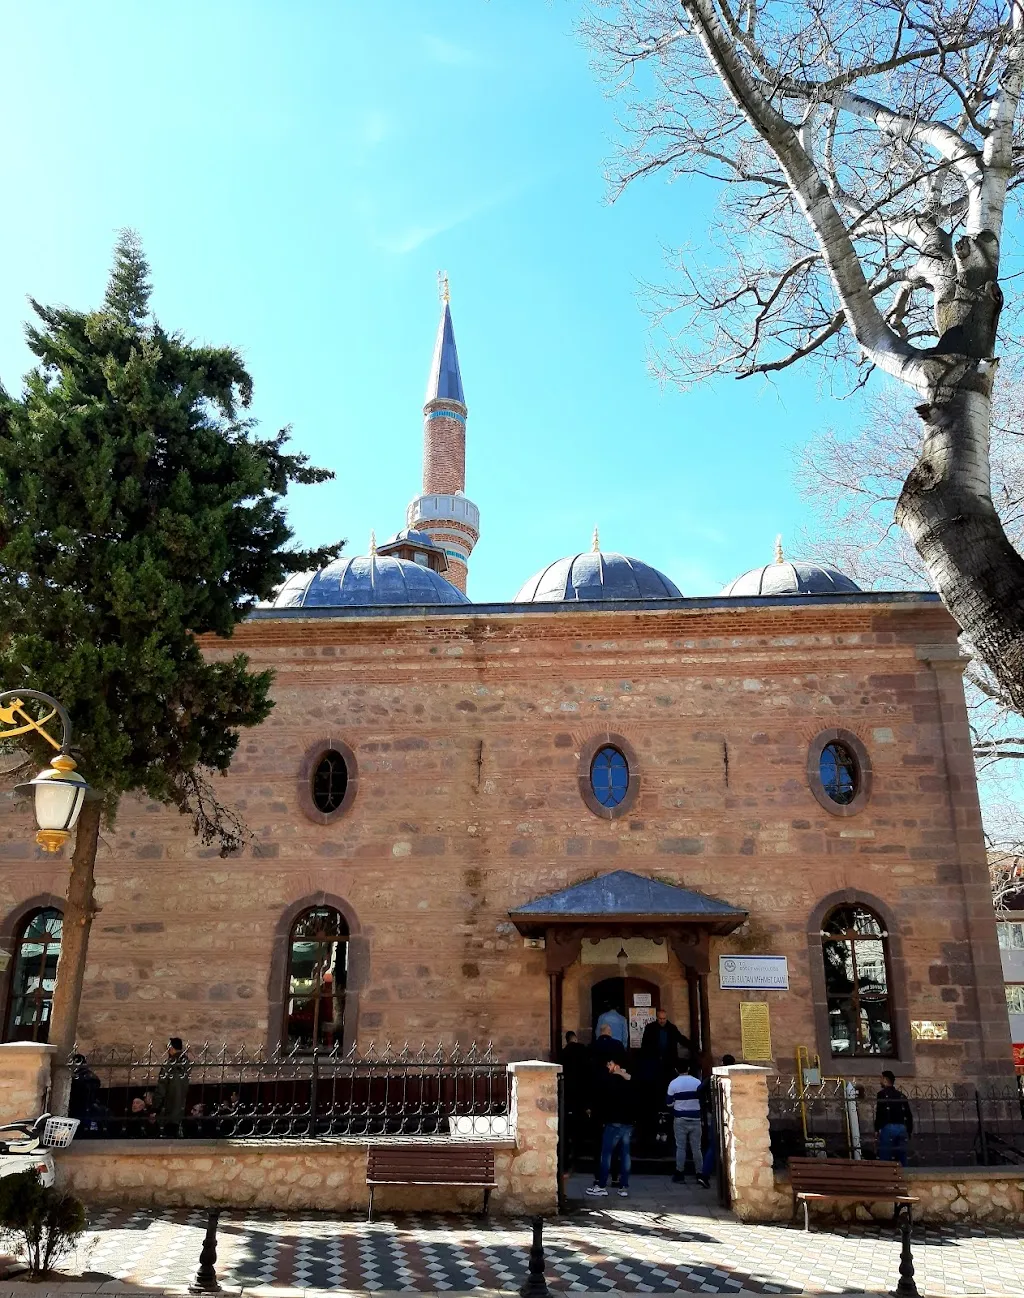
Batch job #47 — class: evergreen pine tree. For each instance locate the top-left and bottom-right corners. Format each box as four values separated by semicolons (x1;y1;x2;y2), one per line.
0;231;341;1086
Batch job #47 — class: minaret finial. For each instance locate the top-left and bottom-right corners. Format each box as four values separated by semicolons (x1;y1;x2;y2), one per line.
437;270;450;305
774;534;784;564
369;529;377;556
592;525;600;553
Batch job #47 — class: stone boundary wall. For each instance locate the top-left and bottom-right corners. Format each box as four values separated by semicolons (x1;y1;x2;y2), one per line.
772;1168;1024;1226
717;1063;1024;1225
0;1046;560;1214
0;1042;55;1126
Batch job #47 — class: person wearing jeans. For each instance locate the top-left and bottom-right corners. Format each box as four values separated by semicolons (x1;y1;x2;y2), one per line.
874;1069;913;1167
586;1058;637;1198
667;1062;709;1187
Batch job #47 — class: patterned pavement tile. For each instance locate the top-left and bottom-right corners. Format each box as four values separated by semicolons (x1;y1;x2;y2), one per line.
2;1197;1021;1295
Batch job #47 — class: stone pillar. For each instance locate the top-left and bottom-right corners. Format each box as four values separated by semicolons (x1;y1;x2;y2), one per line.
0;1042;55;1125
714;1063;789;1222
506;1060;561;1214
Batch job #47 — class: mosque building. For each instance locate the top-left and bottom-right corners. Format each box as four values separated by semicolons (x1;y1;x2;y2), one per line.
0;285;1014;1085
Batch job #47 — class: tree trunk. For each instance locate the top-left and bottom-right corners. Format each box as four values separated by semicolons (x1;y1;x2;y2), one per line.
47;798;102;1115
896;372;1024;714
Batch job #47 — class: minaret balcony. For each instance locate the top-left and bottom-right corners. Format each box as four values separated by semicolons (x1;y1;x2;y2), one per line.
407;492;480;534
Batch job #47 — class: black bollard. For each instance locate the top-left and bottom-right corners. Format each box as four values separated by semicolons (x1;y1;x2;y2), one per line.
891;1207;919;1298
188;1208;222;1294
520;1215;550;1298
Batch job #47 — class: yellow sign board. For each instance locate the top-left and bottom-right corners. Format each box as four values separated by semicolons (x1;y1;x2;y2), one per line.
740;1001;772;1061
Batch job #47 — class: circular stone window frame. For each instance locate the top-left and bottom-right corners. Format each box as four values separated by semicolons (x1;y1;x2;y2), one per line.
578;733;641;820
807;727;872;817
298;738;359;825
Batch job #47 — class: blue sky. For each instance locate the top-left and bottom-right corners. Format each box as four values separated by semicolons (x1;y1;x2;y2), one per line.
0;0;873;603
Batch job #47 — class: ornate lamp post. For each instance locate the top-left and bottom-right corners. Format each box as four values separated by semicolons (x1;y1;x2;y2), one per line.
1;690;90;852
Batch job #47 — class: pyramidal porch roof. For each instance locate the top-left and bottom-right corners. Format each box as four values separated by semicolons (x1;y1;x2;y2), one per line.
509;869;747;937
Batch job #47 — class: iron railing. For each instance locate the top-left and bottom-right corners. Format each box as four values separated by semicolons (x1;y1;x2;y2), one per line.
768;1075;1024;1169
65;1042;509;1140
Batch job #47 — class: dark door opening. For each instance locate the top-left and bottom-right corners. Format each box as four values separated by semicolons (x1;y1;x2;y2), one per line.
590;975;662;1049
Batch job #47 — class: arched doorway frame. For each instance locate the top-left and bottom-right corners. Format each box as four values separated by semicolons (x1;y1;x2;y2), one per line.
1;894;65;1043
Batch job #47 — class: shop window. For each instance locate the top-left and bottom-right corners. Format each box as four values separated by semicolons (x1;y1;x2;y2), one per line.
3;908;62;1043
312;751;349;814
820;741;858;805
284;906;348;1052
1007;985;1024;1015
997;921;1024;950
591;746;629;809
820;904;896;1057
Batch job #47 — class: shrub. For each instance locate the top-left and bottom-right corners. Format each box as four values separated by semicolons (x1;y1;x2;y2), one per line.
0;1169;86;1278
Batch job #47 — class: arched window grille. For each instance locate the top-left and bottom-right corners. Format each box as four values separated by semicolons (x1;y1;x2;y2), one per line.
284;906;348;1052
821;904;895;1057
4;908;63;1043
312;751;349;814
590;746;629;809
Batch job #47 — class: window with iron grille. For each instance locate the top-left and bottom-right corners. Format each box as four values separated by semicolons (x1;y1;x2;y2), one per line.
821;904;896;1057
590;746;629;808
312;750;349;814
284;906;349;1052
3;908;62;1043
819;741;859;805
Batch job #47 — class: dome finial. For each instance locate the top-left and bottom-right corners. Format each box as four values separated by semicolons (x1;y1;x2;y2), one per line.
369;529;377;556
437;269;450;305
774;534;784;564
592;525;600;553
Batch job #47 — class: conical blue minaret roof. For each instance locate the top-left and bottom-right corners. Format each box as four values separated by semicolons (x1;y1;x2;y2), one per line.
425;301;465;405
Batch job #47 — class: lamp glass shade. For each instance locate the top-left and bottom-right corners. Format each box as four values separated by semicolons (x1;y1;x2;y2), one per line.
31;761;88;833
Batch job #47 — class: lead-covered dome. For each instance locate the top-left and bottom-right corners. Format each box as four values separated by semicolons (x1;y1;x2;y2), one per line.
722;554;861;597
515;550;682;603
270;555;470;608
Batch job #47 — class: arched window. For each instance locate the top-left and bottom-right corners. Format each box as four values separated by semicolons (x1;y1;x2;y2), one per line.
821;905;895;1057
284;906;348;1052
3;908;62;1043
820;742;859;805
590;746;629;809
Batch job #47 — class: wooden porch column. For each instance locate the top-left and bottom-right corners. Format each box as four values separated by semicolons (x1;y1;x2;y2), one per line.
548;970;563;1063
686;966;700;1059
698;972;712;1075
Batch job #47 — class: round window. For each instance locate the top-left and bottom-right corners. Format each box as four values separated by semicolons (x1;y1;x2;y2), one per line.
590;746;629;809
819;741;858;805
312;751;349;814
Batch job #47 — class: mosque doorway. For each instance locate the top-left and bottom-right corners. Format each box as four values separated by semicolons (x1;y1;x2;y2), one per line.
590;976;662;1050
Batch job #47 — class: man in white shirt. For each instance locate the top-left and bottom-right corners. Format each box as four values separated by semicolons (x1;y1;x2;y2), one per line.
666;1064;708;1187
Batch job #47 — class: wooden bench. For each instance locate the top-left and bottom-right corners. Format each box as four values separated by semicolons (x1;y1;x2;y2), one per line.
789;1156;918;1231
366;1145;496;1220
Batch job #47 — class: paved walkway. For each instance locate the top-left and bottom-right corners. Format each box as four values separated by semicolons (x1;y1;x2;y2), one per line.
0;1177;1021;1296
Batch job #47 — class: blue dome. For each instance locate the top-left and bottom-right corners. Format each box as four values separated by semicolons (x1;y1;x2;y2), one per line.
721;560;861;597
514;552;682;603
270;555;470;607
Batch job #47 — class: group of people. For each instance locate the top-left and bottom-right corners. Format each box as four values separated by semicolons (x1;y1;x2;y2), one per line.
562;1004;731;1199
565;1008;919;1199
69;1036;194;1136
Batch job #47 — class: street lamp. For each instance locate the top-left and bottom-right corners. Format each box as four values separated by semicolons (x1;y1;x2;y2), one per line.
1;690;91;853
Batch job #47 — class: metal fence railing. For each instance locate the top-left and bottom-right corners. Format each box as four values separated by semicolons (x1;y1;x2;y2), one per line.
767;1076;1024;1169
63;1042;509;1140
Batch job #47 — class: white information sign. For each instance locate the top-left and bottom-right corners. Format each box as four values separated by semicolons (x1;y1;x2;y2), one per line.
719;955;789;991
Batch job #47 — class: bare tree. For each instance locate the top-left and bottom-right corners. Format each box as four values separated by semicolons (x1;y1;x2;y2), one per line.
584;1;1024;708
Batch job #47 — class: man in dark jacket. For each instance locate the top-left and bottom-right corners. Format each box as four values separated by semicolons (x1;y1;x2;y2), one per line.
586;1058;638;1198
154;1037;191;1136
640;1008;690;1072
874;1070;913;1166
68;1053;103;1131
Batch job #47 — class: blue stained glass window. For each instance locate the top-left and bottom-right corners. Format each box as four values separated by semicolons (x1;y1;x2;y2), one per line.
820;741;858;805
591;746;629;808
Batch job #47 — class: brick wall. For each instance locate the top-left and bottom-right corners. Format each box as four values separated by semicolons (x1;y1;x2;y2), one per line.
0;599;1011;1081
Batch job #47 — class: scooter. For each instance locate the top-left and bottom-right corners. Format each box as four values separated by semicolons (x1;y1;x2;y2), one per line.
0;1113;79;1188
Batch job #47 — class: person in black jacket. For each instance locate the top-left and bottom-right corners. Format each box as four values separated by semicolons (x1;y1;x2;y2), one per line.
874;1070;914;1166
68;1053;103;1132
586;1058;638;1198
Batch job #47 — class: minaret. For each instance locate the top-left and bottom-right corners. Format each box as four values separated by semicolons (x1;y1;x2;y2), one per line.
406;274;480;593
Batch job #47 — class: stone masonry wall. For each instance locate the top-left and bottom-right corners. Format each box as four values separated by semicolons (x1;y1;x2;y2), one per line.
0;598;1010;1083
54;1061;560;1214
0;1042;55;1125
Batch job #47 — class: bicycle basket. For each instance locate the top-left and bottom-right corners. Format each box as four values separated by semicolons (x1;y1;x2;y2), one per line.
42;1117;80;1149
